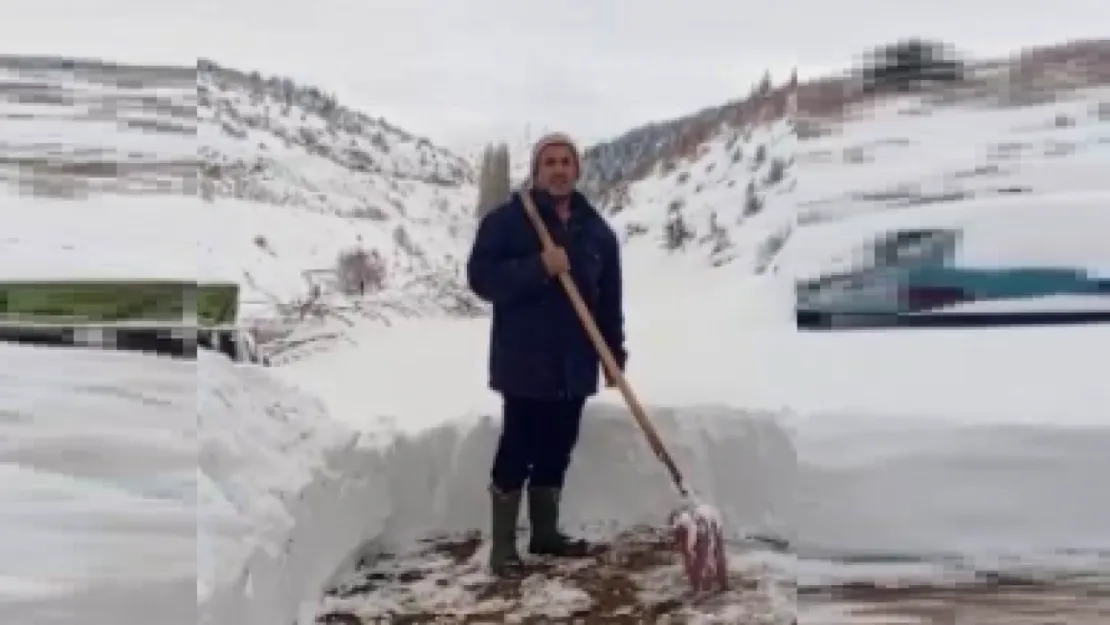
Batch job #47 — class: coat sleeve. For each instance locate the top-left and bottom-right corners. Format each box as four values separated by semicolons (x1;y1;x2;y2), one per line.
597;229;627;369
467;208;550;305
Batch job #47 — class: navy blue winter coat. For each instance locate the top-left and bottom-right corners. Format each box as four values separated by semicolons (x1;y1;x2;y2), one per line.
467;189;626;399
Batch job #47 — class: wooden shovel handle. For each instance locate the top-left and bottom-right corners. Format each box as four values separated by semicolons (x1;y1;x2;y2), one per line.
517;190;688;496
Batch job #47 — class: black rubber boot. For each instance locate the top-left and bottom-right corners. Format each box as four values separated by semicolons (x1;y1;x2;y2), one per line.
488;485;524;576
527;488;589;557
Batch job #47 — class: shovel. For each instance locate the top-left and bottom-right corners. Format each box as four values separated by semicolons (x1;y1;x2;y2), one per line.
518;189;729;594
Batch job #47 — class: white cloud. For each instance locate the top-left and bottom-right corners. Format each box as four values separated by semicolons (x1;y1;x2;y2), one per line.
0;0;1104;149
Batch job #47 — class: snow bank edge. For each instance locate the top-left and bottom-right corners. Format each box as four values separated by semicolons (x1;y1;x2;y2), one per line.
199;361;796;625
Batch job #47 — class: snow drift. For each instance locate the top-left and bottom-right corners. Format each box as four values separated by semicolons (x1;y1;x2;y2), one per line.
197;351;796;625
796;415;1110;568
0;343;196;625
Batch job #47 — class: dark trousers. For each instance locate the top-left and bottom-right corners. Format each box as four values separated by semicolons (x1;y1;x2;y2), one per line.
490;396;586;492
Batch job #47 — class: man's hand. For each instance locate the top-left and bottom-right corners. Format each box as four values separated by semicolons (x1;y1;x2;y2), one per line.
604;351;627;388
540;246;570;277
603;364;622;388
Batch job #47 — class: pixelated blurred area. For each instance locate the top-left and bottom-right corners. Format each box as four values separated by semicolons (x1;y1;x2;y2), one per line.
0;280;240;359
795;39;1110;127
0;55;196;198
859;38;965;94
788;39;1110;330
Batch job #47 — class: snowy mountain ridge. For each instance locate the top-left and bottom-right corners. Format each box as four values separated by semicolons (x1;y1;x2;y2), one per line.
198;59;473;194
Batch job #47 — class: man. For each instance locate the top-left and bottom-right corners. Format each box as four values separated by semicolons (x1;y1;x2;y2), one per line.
466;133;627;577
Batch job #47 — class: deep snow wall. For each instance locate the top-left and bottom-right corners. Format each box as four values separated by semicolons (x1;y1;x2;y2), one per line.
796;415;1110;560
198;353;796;625
0;343;197;625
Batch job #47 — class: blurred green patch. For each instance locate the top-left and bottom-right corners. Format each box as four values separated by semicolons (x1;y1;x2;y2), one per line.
0;280;238;326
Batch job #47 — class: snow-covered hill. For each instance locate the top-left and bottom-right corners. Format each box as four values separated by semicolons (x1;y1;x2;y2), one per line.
197;60;485;318
198;59;472;210
194;60;491;358
460;78;801;273
607;114;798;270
0;57;484;354
573;40;1109;281
581;76;800;271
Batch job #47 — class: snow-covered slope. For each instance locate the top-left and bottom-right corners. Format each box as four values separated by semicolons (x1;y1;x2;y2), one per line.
777;40;1110;286
0;57;483;336
195;60;483;325
778;85;1110;286
198;59;474;244
582;77;800;271
609;115;798;271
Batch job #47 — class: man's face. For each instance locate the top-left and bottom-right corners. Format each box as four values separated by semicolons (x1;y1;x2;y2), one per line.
535;143;577;198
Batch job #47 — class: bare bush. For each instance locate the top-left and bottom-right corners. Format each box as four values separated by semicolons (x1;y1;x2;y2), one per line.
336;247;386;295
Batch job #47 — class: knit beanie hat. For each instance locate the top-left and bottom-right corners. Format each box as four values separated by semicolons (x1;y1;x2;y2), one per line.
530;132;581;182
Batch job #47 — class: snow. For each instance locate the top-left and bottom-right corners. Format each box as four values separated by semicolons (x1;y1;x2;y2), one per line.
197;294;1109;623
5;53;1110;625
785;86;1110;282
0;59;478;325
606;115;800;271
777;192;1110;281
0;344;196;625
0;195;206;281
199;341;794;624
778;84;1110;608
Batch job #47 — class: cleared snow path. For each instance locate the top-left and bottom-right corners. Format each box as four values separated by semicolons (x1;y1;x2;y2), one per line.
198;349;796;625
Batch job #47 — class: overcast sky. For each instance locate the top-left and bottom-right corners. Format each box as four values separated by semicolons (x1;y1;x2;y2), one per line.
1;1;1105;149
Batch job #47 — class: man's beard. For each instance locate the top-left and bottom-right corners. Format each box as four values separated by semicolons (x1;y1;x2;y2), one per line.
546;180;572;199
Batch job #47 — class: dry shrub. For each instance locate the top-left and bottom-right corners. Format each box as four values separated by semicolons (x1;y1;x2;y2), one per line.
336;247;386;295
